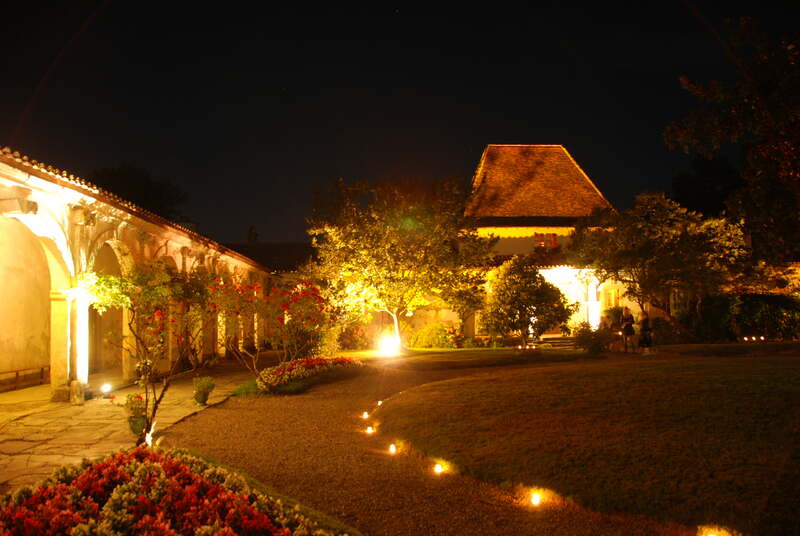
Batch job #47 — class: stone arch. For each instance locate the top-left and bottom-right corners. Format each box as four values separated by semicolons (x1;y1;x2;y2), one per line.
0;216;52;383
88;242;125;376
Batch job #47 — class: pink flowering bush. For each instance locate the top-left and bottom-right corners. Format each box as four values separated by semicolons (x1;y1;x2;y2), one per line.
257;357;364;393
0;447;350;536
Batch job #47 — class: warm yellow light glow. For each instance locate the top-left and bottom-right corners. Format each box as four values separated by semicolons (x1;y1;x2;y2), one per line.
100;383;112;394
531;492;541;506
377;400;382;406
62;287;93;384
760;336;765;341
477;226;573;238
696;525;734;536
366;426;374;435
433;463;444;474
377;333;401;357
743;336;749;341
145;421;156;447
389;443;397;455
361;411;369;419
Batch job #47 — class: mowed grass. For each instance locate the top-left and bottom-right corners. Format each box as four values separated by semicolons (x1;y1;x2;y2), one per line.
376;354;800;536
341;347;588;370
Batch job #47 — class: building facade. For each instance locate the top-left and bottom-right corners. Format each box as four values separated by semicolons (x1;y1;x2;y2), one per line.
464;144;637;336
0;147;270;397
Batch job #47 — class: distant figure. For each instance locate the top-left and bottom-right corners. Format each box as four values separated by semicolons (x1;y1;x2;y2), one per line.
621;307;635;352
639;311;653;354
247;226;259;243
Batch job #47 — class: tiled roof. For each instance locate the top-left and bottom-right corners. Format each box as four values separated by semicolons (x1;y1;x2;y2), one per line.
465;145;612;224
224;242;313;273
0;147;266;271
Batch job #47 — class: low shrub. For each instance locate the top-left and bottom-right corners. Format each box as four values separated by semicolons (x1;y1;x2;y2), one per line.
256;357;364;393
409;322;454;348
573;322;616;355
0;447;350;535
338;324;371;350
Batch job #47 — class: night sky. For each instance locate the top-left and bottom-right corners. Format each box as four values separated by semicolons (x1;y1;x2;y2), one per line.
1;3;798;243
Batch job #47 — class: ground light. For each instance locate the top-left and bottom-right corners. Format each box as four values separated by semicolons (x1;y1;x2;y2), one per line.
531;492;541;506
377;400;382;406
366;426;374;435
377;333;401;357
388;443;397;455
697;526;735;536
433;463;444;474
361;411;369;419
100;383;112;398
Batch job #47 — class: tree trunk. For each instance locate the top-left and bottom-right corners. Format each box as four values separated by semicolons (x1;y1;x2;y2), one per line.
389;310;401;343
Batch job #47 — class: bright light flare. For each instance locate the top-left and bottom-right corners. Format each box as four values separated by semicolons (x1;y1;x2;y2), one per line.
100;383;112;394
145;421;156;447
377;400;382;406
388;443;397;455
361;411;369;419
531;492;541;506
433;463;444;474
377;333;401;357
366;426;374;435
697;525;735;536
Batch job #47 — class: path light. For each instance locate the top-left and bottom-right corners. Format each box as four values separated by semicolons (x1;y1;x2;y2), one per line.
388;443;397;455
697;525;734;536
531;492;541;506
760;336;765;341
361;411;369;419
433;463;444;474
100;383;112;398
366;426;374;435
377;400;382;406
377;333;401;357
743;336;749;342
145;421;156;447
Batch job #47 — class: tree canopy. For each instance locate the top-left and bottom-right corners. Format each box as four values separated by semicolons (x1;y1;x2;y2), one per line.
482;255;576;346
307;178;496;342
664;18;800;262
88;165;188;222
567;194;748;324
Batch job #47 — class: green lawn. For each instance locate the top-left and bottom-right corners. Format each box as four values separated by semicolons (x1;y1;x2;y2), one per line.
375;353;800;536
339;346;587;370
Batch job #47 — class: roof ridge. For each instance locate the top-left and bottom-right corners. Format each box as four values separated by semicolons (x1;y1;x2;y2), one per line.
557;146;613;209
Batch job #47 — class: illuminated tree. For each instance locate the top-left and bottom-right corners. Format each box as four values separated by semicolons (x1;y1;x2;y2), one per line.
664;18;800;262
482;255;576;346
308;179;496;344
88;260;214;445
567;194;748;326
210;278;328;372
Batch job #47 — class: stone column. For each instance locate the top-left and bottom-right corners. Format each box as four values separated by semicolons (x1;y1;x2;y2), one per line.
49;291;70;400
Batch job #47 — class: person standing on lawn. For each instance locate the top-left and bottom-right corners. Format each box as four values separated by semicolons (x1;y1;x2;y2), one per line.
621;307;636;352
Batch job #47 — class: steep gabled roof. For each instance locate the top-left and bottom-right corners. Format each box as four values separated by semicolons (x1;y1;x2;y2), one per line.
465;144;612;225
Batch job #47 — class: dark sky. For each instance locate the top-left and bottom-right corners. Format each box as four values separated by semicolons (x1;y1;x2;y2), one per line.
1;2;798;243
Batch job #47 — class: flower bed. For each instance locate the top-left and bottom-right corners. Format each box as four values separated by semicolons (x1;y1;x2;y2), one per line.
257;357;364;393
0;447;350;536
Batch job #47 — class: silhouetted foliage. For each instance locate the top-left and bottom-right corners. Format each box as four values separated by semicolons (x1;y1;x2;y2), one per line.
671;156;743;217
665;18;800;262
88;165;188;221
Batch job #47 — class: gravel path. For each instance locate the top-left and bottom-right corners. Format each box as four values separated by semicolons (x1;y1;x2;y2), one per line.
163;365;694;536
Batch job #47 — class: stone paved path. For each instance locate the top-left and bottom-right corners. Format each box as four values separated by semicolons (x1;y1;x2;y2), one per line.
0;361;251;494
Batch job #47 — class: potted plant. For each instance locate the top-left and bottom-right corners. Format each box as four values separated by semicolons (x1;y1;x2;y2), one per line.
193;376;215;405
113;393;147;436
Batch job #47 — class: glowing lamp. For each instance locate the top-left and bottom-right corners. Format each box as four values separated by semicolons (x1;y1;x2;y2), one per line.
361;411;369;419
388;443;397;455
760;336;765;341
743;336;748;341
366;426;374;435
531;492;541;506
618;331;623;336
377;333;401;357
433;463;444;474
377;400;382;406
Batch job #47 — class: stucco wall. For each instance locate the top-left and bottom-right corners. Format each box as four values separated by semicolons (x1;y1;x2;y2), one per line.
0;216;50;373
